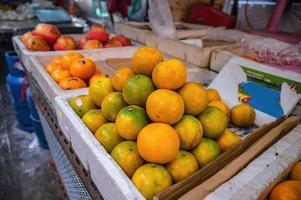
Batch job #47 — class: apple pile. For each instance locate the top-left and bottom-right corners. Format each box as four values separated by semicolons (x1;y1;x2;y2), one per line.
21;23;131;51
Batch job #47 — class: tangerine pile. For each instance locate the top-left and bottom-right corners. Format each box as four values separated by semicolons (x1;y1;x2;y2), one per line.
69;46;256;200
46;52;106;90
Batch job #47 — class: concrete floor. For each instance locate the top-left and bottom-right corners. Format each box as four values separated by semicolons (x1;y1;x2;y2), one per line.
0;53;60;200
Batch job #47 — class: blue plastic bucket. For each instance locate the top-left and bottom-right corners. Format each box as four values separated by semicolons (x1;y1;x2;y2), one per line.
26;88;39;119
5;51;24;77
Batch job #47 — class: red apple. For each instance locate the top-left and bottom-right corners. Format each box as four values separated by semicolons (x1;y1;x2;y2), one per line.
111;35;131;46
21;31;34;44
79;36;89;49
53;35;77;51
87;24;109;43
32;23;61;45
83;40;103;49
24;36;50;51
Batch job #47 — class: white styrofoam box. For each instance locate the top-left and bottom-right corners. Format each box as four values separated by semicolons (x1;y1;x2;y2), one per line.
12;33;126;72
29;46;138;104
54;94;144;200
205;124;301;200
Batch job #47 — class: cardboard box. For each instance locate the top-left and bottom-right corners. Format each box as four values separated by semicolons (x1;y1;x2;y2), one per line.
179;117;300;200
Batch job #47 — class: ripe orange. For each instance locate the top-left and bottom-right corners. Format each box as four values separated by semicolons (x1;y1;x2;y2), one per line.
192;138;221;167
123;75;155;106
51;69;71;83
166;150;199;183
82;109;107;134
137;123;180;164
230;103;256;127
132;164;172;200
152;59;187;90
46;62;62;74
59;77;87;90
146;89;184;125
111;141;145;178
115;105;149;140
198;106;228;139
95;123;124;153
131;46;163;76
61;52;84;70
208;100;230;116
174;115;203;150
178;82;208;115
269;180;301;200
51;56;62;65
101;92;127;121
289;162;301;182
70;58;96;80
89;73;107;86
207;88;221;102
217;129;241;152
111;67;135;91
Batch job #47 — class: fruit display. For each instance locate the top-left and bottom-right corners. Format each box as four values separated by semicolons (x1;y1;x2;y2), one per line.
45;52;105;90
68;46;256;200
21;23;131;51
269;161;301;200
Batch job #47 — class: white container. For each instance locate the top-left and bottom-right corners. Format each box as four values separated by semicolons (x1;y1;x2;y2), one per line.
12;33;128;72
29;46;138;104
54;93;144;200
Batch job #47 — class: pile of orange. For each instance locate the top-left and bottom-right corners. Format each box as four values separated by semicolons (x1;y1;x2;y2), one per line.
46;52;105;90
69;46;256;200
269;161;301;200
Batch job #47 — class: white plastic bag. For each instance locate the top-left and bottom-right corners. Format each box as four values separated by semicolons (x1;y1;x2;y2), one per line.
148;0;177;39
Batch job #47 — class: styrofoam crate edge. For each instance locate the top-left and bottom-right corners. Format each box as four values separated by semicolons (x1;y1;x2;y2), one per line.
205;124;301;200
54;95;144;200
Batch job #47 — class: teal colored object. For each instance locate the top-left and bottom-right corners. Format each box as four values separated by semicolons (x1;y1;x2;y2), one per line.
241;81;283;118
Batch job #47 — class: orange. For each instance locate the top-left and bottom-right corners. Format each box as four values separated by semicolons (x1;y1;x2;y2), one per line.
217;129;241;152
46;62;62;74
89;77;114;107
174;115;203;150
123;75;155;106
152;59;187;90
51;69;71;83
111;67;135;91
51;56;62;65
230;103;256;127
192;138;221;167
131;46;163;76
69;95;96;117
198;106;228;139
115;105;148;140
132;164;172;200
59;77;87;90
61;52;83;70
111;141;145;178
70;58;96;80
207;88;221;102
269;180;301;200
146;89;184;125
166;150;199;183
137;123;180;164
82;109;107;134
101;92;127;121
178;82;208;115
289;162;301;182
208;100;230;116
89;73;107;86
95;69;101;74
95;123;124;153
